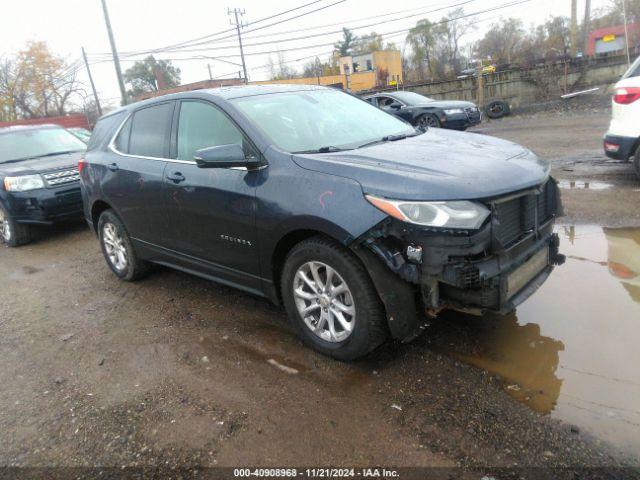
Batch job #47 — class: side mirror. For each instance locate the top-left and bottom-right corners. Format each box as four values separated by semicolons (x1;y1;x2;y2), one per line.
194;144;261;169
388;101;402;110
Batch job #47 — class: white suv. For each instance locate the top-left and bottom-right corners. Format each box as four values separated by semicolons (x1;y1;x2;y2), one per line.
604;55;640;178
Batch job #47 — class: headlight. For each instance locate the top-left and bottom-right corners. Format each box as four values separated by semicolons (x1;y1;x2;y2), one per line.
366;195;490;229
443;108;465;115
3;175;45;192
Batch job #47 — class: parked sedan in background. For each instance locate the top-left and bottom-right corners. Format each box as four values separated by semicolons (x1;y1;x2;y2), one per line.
363;91;482;131
0;124;86;246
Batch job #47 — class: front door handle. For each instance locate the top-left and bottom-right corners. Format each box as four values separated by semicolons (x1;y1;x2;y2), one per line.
167;172;186;184
107;163;119;172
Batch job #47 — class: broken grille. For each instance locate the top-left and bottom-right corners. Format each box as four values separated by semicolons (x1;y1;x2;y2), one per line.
43;169;80;187
491;181;556;247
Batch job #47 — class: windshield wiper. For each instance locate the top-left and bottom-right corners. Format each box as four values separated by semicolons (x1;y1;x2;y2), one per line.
356;132;419;150
36;150;85;158
294;145;351;154
1;150;85;164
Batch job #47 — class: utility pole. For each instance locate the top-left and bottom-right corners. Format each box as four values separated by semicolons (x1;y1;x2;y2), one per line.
570;0;578;57
207;63;213;80
582;0;591;56
622;0;631;65
477;60;484;108
100;0;127;105
228;8;248;84
81;47;103;117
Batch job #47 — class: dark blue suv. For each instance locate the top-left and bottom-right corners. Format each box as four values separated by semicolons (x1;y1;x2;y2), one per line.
80;85;563;360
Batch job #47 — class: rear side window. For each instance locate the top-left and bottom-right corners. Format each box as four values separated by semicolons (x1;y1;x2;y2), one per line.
128;102;173;158
114;117;132;153
87;111;125;151
176;101;244;161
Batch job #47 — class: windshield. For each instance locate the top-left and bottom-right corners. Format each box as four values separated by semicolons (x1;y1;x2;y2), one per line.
622;55;640;80
389;91;434;105
231;89;415;153
0;127;86;164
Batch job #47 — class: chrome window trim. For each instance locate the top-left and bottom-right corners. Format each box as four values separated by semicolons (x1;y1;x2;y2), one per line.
107;104;267;172
108;111;196;165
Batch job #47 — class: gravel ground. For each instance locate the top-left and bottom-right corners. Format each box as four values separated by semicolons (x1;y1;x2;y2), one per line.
1;109;639;479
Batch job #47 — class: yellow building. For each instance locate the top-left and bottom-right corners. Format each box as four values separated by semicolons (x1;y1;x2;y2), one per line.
252;50;403;92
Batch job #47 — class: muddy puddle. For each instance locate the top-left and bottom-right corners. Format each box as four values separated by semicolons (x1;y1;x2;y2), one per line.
431;225;640;456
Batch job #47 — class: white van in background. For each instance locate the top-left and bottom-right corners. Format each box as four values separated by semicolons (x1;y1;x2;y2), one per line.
604;55;640;178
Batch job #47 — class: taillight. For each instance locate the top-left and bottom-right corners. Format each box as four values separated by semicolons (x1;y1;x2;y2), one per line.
78;158;86;175
613;87;640;105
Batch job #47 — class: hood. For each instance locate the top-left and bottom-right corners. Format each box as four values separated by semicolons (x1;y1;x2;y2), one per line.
0;151;84;177
292;128;549;201
411;100;477;109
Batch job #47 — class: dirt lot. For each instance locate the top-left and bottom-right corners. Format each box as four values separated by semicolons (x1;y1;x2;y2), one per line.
1;110;639;479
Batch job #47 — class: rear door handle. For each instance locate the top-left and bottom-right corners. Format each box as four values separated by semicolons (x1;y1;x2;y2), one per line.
107;163;119;172
167;172;186;184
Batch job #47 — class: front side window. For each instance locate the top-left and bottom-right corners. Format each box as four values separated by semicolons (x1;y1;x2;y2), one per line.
0;127;86;164
232;89;414;153
177;101;244;161
127;102;173;158
378;96;400;108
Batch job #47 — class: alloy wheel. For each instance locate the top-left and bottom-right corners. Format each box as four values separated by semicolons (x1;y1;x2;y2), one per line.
293;261;356;343
102;222;128;271
0;209;11;242
418;115;438;131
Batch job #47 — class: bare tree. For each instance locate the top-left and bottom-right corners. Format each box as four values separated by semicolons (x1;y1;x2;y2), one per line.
0;42;82;120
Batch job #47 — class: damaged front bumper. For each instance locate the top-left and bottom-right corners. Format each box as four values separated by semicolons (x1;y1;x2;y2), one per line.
352;179;564;342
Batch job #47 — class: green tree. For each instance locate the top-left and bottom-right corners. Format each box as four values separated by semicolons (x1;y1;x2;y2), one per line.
440;8;476;73
476;18;527;64
334;28;358;56
302;57;338;77
124;55;181;97
267;52;297;80
353;32;384;54
406;19;440;79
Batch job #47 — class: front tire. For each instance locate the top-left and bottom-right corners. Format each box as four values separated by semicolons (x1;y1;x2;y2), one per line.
0;204;31;247
98;209;150;281
417;114;440;131
281;237;388;361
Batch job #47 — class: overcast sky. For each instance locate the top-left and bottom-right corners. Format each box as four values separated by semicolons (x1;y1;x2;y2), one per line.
1;0;613;109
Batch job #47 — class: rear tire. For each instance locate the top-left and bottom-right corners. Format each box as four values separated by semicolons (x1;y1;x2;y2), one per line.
281;237;388;361
634;147;640;180
98;209;150;281
0;204;31;247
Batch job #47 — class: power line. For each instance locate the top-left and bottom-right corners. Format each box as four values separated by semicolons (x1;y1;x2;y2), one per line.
103;0;476;59
94;0;344;59
97;0;529;62
157;0;326;53
157;0;476;54
235;12;501;77
239;1;476;41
